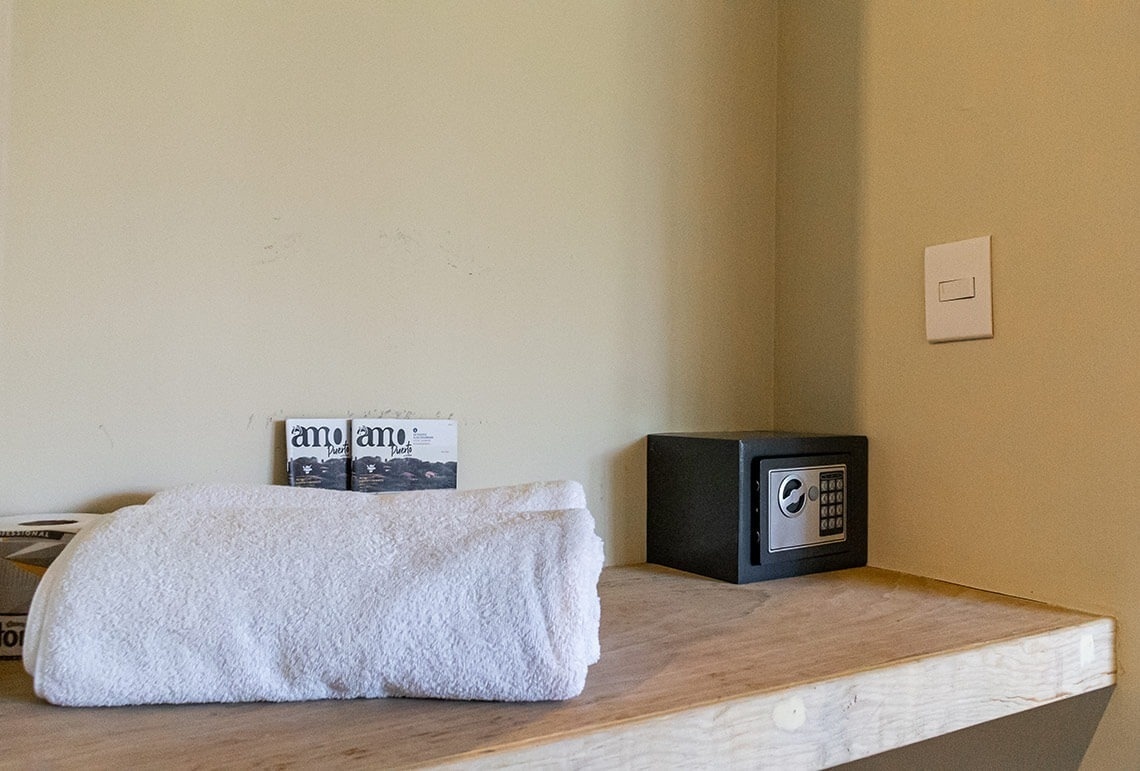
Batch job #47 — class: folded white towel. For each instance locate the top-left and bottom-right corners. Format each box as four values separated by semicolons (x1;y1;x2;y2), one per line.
24;481;604;707
147;479;588;516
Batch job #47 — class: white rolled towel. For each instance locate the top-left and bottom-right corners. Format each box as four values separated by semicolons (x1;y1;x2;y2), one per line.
147;479;587;516
24;481;604;707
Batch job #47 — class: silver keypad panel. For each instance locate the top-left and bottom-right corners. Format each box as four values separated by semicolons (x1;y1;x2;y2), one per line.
768;464;847;552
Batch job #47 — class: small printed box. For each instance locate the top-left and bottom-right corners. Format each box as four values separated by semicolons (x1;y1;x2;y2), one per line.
1;513;102;659
351;419;458;493
286;418;351;489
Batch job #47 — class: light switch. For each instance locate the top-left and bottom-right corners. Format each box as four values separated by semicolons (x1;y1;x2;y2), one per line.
924;236;992;343
938;277;975;302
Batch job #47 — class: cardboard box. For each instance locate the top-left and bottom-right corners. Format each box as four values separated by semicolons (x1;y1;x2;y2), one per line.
350;419;458;492
285;418;351;489
1;513;101;659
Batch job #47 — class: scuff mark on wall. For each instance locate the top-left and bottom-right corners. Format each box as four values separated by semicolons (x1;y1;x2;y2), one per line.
376;226;491;278
97;424;114;449
258;232;304;265
263;409;285;430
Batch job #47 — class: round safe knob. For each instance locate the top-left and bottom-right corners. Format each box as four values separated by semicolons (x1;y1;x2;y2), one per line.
778;475;806;517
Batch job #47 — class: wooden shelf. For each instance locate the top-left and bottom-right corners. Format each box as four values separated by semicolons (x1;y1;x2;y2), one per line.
1;565;1114;768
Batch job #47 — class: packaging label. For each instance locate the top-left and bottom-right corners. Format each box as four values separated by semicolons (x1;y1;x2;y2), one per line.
351;419;458;492
2;512;101;659
285;418;351;489
1;614;26;660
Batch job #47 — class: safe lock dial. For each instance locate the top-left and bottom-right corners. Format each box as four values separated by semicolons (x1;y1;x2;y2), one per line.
777;475;806;517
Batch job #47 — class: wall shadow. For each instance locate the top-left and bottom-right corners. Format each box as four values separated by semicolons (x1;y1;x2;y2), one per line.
839;687;1113;770
773;1;863;435
77;492;152;513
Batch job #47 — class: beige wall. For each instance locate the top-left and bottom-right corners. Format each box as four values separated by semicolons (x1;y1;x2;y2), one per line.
777;1;1139;766
0;0;777;566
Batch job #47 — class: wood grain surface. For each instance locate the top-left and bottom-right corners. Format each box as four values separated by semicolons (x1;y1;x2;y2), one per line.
1;565;1115;768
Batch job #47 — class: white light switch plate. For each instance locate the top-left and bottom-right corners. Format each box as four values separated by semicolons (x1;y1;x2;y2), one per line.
924;235;992;343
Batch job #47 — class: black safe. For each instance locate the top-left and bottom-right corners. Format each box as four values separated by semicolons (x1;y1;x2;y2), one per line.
647;431;867;583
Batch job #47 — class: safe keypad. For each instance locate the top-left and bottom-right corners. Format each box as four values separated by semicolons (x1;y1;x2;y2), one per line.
819;471;845;536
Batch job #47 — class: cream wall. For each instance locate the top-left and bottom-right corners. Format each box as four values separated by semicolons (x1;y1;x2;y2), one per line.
777;1;1139;766
0;0;777;566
